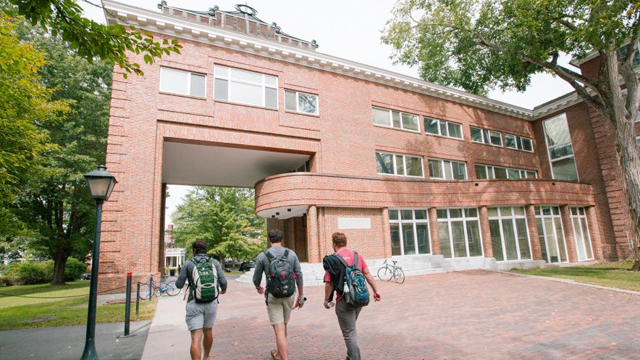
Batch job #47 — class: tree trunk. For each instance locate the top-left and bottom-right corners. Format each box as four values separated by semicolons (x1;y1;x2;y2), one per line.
51;252;69;285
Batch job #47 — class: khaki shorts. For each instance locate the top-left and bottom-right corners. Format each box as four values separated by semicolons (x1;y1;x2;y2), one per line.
266;293;295;325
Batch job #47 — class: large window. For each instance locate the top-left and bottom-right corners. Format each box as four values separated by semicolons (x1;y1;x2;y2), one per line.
488;207;532;261
475;164;537;179
505;134;534;152
571;207;594;261
285;90;318;115
437;208;483;258
470;126;502;146
543;114;578;181
424;118;463;139
535;206;568;263
376;152;424;177
389;209;431;256
372;107;420;132
428;159;467;180
159;67;206;98
214;65;277;108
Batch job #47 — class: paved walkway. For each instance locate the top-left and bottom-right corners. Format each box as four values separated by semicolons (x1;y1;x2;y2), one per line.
142;271;640;359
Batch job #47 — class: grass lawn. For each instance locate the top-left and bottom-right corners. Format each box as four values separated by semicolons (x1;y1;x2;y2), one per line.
511;260;640;292
0;281;157;331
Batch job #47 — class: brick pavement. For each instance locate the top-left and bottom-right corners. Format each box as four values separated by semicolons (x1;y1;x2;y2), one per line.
204;271;640;360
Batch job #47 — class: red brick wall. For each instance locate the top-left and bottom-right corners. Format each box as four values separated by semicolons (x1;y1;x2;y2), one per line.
319;208;387;261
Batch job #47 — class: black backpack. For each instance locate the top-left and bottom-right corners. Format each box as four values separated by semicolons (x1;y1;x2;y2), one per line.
265;249;296;298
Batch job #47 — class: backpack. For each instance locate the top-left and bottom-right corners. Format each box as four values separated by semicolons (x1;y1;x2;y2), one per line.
265;249;296;298
189;256;218;303
337;252;370;307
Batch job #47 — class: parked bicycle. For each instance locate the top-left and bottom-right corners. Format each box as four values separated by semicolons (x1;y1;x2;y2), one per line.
377;259;405;284
139;277;181;299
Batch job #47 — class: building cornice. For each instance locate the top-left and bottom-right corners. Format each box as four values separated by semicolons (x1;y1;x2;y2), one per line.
103;1;592;122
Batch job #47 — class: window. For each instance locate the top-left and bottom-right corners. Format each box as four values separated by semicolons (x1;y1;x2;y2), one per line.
372;107;420;132
488;207;531;261
437;208;483;258
535;206;568;263
285;90;318;115
470;126;502;146
389;209;431;255
505;134;534;152
159;67;206;97
570;207;594;261
376;152;423;177
214;65;277;108
475;164;537;179
543;114;578;181
428;159;467;180
424;118;463;139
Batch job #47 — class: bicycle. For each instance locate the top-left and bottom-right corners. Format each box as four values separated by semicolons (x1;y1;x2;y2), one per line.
377;259;405;284
139;277;181;299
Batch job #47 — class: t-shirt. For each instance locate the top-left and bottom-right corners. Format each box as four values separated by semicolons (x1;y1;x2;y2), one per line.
324;248;368;302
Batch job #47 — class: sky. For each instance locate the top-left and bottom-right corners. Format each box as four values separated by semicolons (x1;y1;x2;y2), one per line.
84;0;575;226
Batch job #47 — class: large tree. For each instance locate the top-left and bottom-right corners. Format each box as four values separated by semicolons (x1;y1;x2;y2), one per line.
172;187;266;262
383;0;640;269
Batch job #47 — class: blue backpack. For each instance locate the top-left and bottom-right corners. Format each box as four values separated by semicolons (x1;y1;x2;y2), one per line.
337;252;370;307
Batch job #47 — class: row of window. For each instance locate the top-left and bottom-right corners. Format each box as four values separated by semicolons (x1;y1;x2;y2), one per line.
389;206;594;263
376;151;536;180
470;126;534;152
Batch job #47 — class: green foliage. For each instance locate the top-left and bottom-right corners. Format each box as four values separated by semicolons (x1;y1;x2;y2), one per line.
63;257;86;281
0;276;10;286
172;187;266;261
5;261;52;285
6;0;181;78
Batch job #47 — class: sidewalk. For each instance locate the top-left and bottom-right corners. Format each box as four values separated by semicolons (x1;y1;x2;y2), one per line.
141;292;191;359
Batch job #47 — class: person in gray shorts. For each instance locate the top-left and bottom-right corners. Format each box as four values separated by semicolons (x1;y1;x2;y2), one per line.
176;240;227;360
253;229;304;360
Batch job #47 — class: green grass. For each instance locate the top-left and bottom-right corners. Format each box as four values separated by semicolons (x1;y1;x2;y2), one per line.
511;260;640;292
0;281;157;330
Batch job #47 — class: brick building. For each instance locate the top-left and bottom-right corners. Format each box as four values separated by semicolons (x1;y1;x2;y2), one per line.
100;1;638;288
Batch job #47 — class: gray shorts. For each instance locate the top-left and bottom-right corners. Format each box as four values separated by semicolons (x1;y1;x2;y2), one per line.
185;300;218;331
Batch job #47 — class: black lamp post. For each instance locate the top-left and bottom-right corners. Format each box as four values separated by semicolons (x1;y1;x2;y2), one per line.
81;165;117;360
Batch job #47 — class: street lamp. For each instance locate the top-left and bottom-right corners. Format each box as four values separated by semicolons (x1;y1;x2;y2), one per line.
81;165;117;360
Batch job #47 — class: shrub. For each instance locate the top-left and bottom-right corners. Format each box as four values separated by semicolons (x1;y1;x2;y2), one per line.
5;261;52;285
64;258;87;281
0;275;10;286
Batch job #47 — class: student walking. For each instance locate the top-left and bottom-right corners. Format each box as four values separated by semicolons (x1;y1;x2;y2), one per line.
253;229;305;360
176;240;227;360
323;232;381;360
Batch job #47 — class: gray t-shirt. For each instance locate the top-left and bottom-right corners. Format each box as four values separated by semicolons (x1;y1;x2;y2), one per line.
252;246;303;289
176;254;228;302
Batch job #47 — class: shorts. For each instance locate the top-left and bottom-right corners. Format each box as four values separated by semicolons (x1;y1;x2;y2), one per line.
185;300;218;331
266;293;295;325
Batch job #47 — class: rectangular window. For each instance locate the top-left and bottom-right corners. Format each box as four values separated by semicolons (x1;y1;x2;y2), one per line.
428;159;467;180
475;164;537;180
535;206;568;263
424;118;463;140
437;208;483;258
543;114;578;181
285;90;318;115
214;65;277;108
376;152;423;177
505;134;534;152
488;207;531;261
159;67;206;98
470;126;502;146
372;107;419;132
570;207;594;261
389;209;431;255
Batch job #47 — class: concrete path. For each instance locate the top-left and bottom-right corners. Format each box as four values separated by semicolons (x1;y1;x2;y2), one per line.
0;321;150;360
141;292;191;359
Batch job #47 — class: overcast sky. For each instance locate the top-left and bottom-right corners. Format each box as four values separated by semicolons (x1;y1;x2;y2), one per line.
85;0;575;225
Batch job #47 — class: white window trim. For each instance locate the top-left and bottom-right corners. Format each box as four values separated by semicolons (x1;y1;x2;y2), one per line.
535;206;568;263
376;151;425;178
372;107;421;133
214;65;278;109
285;89;319;115
428;158;467;180
470;126;503;147
389;209;432;256
424;117;464;140
543;114;579;181
475;164;536;180
437;208;484;258
505;134;534;153
570;207;595;261
488;207;532;262
159;67;207;98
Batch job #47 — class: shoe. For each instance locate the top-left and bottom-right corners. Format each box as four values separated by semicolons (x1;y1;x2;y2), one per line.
271;349;281;360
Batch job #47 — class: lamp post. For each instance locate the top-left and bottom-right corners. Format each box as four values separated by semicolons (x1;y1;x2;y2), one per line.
81;165;117;360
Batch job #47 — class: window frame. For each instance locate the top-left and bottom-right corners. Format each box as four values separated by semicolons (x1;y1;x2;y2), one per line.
488;207;533;262
389;209;432;256
428;158;467;180
475;164;537;180
372;107;421;133
159;67;207;98
570;207;595;261
213;65;278;109
284;89;319;115
470;126;503;147
543;113;579;181
437;208;484;259
505;134;534;152
424;117;463;140
535;206;568;264
376;151;424;178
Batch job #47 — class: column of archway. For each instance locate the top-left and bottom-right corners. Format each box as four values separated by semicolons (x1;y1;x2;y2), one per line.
428;207;441;255
526;205;543;261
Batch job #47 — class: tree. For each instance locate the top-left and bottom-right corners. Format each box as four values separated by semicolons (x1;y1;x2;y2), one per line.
382;0;640;269
172;187;266;262
5;0;181;78
12;22;113;284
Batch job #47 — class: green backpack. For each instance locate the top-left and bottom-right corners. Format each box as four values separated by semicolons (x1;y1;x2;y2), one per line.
189;257;218;303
